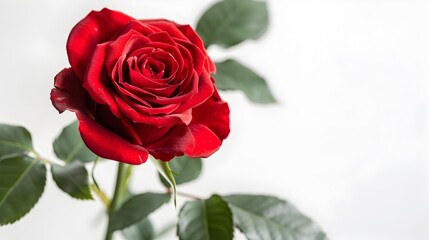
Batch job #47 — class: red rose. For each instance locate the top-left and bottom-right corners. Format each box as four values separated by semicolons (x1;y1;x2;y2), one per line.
51;8;230;164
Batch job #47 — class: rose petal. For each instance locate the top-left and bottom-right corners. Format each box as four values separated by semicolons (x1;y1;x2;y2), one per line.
105;30;152;72
67;8;133;78
174;71;214;112
183;124;222;157
121;95;180;115
77;112;148;165
114;95;184;126
191;87;230;140
95;104;143;145
148;31;177;46
118;20;156;37
147;124;221;161
134;123;173;146
51;68;88;113
169;43;194;85
112;79;152;107
142;20;189;41
175;39;205;75
83;43;122;118
118;70;198;108
177;24;216;73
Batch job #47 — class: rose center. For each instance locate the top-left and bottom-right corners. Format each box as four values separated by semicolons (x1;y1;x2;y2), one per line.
141;57;166;79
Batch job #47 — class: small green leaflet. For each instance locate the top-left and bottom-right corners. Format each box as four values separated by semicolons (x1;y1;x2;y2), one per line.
108;192;171;232
177;195;233;240
215;59;276;103
222;194;328;240
51;161;93;200
53;121;97;163
0;156;46;226
196;0;269;48
0;124;33;158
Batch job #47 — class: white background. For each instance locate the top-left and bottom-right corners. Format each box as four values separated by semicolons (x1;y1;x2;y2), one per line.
1;0;429;239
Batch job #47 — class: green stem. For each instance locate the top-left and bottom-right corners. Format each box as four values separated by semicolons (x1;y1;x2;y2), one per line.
104;162;128;240
168;189;202;200
89;184;109;207
31;150;55;165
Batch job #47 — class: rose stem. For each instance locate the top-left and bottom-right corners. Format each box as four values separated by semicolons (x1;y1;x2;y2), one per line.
105;162;128;240
166;188;202;200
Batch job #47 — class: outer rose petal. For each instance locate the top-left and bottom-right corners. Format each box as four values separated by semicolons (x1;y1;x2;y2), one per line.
147;124;222;161
174;72;214;113
183;124;222;157
50;68;149;165
176;24;216;73
51;68;88;113
67;8;133;78
83;42;122;118
77;112;148;165
140;20;188;41
175;39;205;75
191;87;230;140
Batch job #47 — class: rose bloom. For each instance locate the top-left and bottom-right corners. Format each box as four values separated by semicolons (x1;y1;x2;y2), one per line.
51;8;229;164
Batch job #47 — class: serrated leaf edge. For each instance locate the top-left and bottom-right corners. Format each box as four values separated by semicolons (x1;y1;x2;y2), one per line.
51;163;93;200
0;158;46;226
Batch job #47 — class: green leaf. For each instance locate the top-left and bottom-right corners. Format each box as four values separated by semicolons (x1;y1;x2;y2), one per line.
215;59;276;103
122;217;154;240
0;156;46;225
51;161;93;200
151;158;177;206
159;156;202;187
0;124;32;158
222;194;328;240
109;192;171;232
196;0;269;48
53;121;97;163
177;194;233;240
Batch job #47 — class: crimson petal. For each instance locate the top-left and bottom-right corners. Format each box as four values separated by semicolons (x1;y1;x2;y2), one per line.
83;43;122;118
77;112;148;165
51;68;88;113
67;8;133;78
50;68;149;165
147;124;221;161
191;88;230;140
